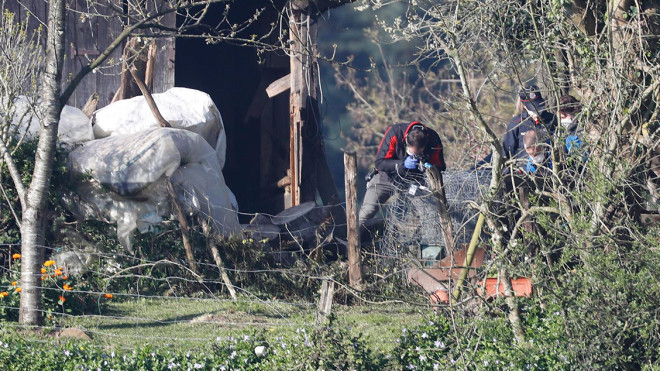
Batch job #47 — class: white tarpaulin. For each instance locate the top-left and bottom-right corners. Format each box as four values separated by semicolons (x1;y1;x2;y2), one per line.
68;127;240;249
91;87;227;168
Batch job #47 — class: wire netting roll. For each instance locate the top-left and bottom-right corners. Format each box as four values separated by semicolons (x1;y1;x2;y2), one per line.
380;169;492;264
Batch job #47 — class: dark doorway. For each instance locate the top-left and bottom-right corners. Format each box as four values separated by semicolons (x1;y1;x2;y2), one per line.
175;1;288;221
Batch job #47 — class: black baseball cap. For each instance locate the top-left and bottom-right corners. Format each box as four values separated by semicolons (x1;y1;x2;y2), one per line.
519;85;546;113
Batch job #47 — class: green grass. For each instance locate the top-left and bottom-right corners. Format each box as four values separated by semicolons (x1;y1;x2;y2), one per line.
37;297;426;353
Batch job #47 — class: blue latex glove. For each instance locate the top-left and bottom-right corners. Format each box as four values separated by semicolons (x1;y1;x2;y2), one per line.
403;155;419;169
423;162;433;169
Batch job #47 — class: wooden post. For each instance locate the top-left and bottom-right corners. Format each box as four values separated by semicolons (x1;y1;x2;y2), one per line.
289;6;309;207
317;278;335;323
344;152;362;291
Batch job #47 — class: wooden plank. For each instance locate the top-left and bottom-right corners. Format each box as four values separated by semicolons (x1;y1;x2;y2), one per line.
94;0;124;108
61;0;77;105
144;41;157;92
69;0;99;107
153;9;175;93
316;278;334;323
266;73;291;97
344;152;363;291
3;1;24;23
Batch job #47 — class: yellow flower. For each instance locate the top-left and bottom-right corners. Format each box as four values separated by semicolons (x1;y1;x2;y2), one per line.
0;292;8;298
104;293;113;299
62;284;72;291
15;287;22;293
44;260;56;267
12;253;21;260
41;268;47;274
11;281;17;286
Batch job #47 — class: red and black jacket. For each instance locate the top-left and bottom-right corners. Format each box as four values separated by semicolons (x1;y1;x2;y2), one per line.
374;121;446;176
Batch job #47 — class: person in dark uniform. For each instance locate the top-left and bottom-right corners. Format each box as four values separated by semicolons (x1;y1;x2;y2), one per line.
473;85;556;170
502;85;557;164
359;121;446;223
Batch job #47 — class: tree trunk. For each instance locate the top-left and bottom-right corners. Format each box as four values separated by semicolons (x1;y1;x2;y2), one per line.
19;0;66;326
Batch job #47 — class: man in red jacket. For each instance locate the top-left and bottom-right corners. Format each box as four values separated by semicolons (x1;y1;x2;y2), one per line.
359;121;446;223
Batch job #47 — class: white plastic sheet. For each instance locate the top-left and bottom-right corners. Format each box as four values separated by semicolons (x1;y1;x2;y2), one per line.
91;88;227;168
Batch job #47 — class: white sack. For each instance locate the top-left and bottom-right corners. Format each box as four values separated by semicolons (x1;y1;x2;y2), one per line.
68;127;240;249
8;96;93;145
92;87;227;168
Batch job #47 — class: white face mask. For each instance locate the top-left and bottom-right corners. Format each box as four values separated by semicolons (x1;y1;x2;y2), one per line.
561;117;574;129
531;153;545;164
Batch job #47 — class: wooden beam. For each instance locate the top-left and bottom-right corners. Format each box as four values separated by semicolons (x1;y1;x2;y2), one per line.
289;8;308;207
344;152;363;291
129;68;171;128
266;74;291;98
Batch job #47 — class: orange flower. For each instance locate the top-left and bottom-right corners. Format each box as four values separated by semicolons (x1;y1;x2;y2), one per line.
41;276;45;281
43;260;56;267
41;268;47;274
59;295;65;303
12;253;21;259
0;292;8;298
62;276;68;280
15;287;22;293
62;284;72;291
104;294;113;299
11;281;17;286
55;271;63;276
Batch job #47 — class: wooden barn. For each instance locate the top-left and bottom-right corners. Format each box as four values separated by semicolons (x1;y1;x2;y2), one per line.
5;0;350;219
